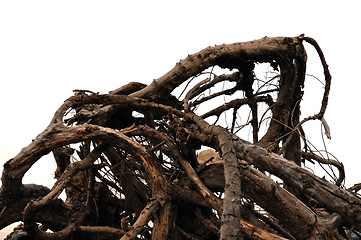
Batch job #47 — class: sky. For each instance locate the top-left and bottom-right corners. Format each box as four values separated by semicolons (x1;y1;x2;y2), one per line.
0;0;360;237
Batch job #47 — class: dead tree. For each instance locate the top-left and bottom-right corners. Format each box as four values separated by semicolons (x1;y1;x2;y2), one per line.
1;35;360;240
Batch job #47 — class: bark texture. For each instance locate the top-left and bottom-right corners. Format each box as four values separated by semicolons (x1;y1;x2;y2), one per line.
1;35;358;240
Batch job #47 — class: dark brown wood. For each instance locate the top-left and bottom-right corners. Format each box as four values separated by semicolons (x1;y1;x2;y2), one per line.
1;36;356;240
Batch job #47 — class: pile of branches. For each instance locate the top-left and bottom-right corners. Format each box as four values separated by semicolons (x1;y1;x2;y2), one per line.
1;35;360;240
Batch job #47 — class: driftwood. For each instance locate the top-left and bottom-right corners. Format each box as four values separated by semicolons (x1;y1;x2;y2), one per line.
1;35;358;240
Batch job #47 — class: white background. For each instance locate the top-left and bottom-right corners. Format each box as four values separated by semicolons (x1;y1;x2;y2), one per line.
0;1;360;238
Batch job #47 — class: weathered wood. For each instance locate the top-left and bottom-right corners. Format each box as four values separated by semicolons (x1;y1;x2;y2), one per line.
1;36;355;239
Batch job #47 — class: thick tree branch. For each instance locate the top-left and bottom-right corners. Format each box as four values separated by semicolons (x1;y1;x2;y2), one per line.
2;36;352;240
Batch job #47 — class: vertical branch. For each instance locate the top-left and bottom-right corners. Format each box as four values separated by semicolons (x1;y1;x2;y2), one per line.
303;36;331;119
231;107;238;133
185;113;242;240
85;164;95;207
151;201;176;240
248;96;259;143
